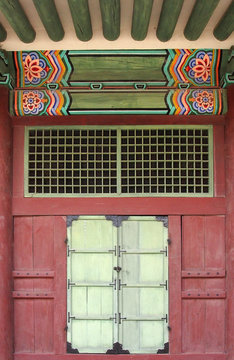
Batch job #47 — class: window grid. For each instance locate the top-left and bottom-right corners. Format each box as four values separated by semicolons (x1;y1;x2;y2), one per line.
25;126;213;197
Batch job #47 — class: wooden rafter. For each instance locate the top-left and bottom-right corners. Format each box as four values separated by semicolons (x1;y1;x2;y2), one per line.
67;0;93;42
32;0;64;42
156;0;184;42
0;0;35;43
131;0;154;41
99;0;120;41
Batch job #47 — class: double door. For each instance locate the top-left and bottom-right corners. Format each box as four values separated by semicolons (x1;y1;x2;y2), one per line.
67;216;168;353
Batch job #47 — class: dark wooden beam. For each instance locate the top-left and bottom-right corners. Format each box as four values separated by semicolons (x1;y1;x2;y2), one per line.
0;23;7;42
131;0;153;41
99;0;120;41
67;0;92;41
184;0;220;41
156;0;184;42
213;1;234;41
33;0;64;42
0;0;35;43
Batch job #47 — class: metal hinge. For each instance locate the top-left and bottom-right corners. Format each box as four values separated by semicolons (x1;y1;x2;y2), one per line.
108;246;117;256
118;279;127;290
118;313;127;324
161;314;168;323
160;246;168;256
109;279;117;290
160;280;168;290
67;245;76;256
109;313;118;323
67;312;75;323
67;279;76;289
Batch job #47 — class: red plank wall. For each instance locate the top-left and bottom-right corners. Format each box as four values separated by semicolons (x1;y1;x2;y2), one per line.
0;87;13;360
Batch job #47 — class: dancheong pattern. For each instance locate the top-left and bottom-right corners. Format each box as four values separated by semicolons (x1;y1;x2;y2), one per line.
10;49;227;116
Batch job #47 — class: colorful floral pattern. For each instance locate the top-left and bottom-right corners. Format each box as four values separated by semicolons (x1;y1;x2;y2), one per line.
23;90;46;115
23;52;47;85
186;51;213;85
190;90;214;113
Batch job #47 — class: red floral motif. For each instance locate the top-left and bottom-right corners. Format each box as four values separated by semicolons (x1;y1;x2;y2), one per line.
23;91;45;114
195;91;213;110
190;54;211;82
24;54;44;83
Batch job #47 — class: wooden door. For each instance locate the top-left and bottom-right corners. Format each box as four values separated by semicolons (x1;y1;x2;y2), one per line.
67;216;168;354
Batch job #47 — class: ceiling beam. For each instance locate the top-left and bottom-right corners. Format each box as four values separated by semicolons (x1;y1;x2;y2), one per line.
0;0;35;43
184;0;220;41
156;0;184;42
0;23;7;42
213;1;234;41
99;0;120;41
68;0;92;41
131;0;153;41
32;0;64;42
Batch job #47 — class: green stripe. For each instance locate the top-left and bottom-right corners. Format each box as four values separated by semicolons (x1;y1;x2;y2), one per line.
0;23;7;42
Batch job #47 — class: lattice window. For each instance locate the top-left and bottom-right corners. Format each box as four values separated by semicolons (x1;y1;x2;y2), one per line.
25;126;213;197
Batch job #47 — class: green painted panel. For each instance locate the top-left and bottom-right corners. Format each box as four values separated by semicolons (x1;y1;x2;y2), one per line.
69;56;166;81
131;0;154;41
70;92;167;110
72;320;113;353
122;321;164;352
67;216;168;353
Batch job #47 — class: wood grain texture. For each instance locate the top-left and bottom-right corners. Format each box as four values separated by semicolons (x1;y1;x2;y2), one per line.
0;22;7;41
213;125;225;197
184;0;220;41
131;0;154;41
213;1;234;41
69;56;166;81
99;0;120;41
225;85;234;359
67;0;92;41
168;216;182;354
32;0;64;42
0;0;35;43
156;0;184;42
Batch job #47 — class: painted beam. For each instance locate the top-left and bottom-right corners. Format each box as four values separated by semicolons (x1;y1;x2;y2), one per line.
156;0;184;42
67;0;92;41
213;1;234;41
32;0;64;42
184;0;220;41
0;23;7;42
131;0;153;41
0;0;35;43
99;0;120;41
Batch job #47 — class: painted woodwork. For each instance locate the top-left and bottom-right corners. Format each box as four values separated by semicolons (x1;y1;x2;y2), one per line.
213;1;234;41
67;0;93;42
67;216;168;353
0;0;35;43
225;85;234;359
32;0;64;42
131;0;154;41
0;22;7;42
156;0;184;42
99;0;120;41
0;87;13;359
184;0;220;41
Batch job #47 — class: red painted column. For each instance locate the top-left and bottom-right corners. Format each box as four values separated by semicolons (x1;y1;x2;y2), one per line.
0;86;13;359
225;85;234;360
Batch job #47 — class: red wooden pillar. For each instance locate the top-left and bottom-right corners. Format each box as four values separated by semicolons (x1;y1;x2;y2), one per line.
0;86;13;359
226;85;234;360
